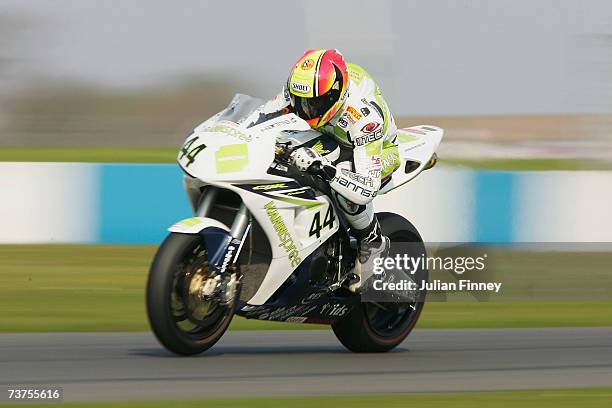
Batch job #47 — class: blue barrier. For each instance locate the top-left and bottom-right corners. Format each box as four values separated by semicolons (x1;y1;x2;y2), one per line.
94;164;511;244
99;164;192;244
474;171;515;243
12;162;607;244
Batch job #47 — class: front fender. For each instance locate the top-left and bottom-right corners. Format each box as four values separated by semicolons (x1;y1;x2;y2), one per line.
168;217;232;267
168;217;229;234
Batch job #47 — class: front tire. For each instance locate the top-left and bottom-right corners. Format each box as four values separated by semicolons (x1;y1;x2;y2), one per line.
332;212;427;352
146;233;236;356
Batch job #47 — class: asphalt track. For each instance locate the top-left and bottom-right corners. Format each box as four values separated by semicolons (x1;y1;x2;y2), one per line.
1;328;611;402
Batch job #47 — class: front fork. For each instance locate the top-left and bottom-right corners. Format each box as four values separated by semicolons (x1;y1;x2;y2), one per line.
196;186;251;304
196;186;250;238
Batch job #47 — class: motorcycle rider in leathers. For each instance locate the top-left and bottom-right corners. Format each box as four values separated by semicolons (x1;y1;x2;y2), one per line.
243;49;401;292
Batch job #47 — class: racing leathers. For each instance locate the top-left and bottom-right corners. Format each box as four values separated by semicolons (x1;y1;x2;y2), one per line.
244;64;400;289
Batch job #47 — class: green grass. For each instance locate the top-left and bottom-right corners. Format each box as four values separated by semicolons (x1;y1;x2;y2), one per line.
2;146;611;170
0;245;321;332
3;388;612;408
442;158;612;171
0;147;177;163
1;245;611;332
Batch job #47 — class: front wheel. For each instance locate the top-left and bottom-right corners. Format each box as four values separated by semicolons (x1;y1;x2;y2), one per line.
146;233;237;356
332;212;427;352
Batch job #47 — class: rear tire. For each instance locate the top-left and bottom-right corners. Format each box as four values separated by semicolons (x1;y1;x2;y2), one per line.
146;233;236;356
332;212;427;352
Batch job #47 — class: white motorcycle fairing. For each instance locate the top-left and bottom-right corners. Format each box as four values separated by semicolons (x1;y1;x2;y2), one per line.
169;96;443;307
174;114;339;305
169;217;229;234
378;125;444;195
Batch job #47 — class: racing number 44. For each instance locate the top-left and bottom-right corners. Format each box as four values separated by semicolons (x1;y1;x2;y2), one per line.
180;136;207;167
309;206;335;238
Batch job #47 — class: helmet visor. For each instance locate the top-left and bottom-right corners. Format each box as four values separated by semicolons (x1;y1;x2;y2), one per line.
290;90;339;122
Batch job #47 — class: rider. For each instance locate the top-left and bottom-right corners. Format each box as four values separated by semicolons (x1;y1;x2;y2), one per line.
244;49;401;292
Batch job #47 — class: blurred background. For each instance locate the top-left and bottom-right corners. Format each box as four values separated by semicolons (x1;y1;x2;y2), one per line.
1;0;612;244
1;0;611;161
1;1;612;406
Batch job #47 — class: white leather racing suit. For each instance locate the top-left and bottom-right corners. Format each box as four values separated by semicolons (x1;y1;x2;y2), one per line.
244;63;399;242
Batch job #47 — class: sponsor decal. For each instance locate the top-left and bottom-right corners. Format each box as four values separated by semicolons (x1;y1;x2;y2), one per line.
285;316;308;323
370;155;381;166
333;171;377;199
291;82;311;94
369;169;381;178
310;140;332;154
338;117;349;128
215;144;249;173
354;131;383;146
301;291;325;304
203;123;252;142
346;106;362;121
283;187;312;196
264;201;302;267
244;305;318;321
301;58;315;70
342;169;374;187
253;183;289;190
257;116;299;132
381;152;400;171
282;187;315;199
402;141;426;151
361;122;381;133
422;126;438;131
320;303;349;317
267;305;317;321
360;106;370;116
219;244;236;274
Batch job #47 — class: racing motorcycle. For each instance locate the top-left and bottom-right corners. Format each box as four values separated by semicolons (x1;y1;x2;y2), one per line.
146;94;443;355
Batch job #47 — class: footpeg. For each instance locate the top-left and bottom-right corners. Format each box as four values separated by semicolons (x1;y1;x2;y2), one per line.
327;273;359;292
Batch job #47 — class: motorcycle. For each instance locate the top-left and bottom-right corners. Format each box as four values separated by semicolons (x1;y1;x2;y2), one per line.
146;94;443;355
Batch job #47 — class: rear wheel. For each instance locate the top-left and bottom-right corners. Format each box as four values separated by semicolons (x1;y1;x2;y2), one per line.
332;212;427;352
146;233;237;355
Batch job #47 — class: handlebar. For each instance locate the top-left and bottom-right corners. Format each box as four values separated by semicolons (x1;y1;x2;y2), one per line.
273;142;332;194
274;142;295;163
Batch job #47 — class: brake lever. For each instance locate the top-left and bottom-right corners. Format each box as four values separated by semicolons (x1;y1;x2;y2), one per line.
274;142;294;163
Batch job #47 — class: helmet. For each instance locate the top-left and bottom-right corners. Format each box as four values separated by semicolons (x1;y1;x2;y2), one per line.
287;49;349;128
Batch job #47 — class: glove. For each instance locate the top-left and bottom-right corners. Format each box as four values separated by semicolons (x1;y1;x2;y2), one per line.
290;147;328;172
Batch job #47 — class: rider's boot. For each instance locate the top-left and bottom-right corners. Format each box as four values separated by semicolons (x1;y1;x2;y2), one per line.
348;221;390;293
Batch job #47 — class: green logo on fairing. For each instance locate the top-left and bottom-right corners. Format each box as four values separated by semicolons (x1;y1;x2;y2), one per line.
311;140;331;155
264;201;301;267
177;217;202;227
215;144;248;173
